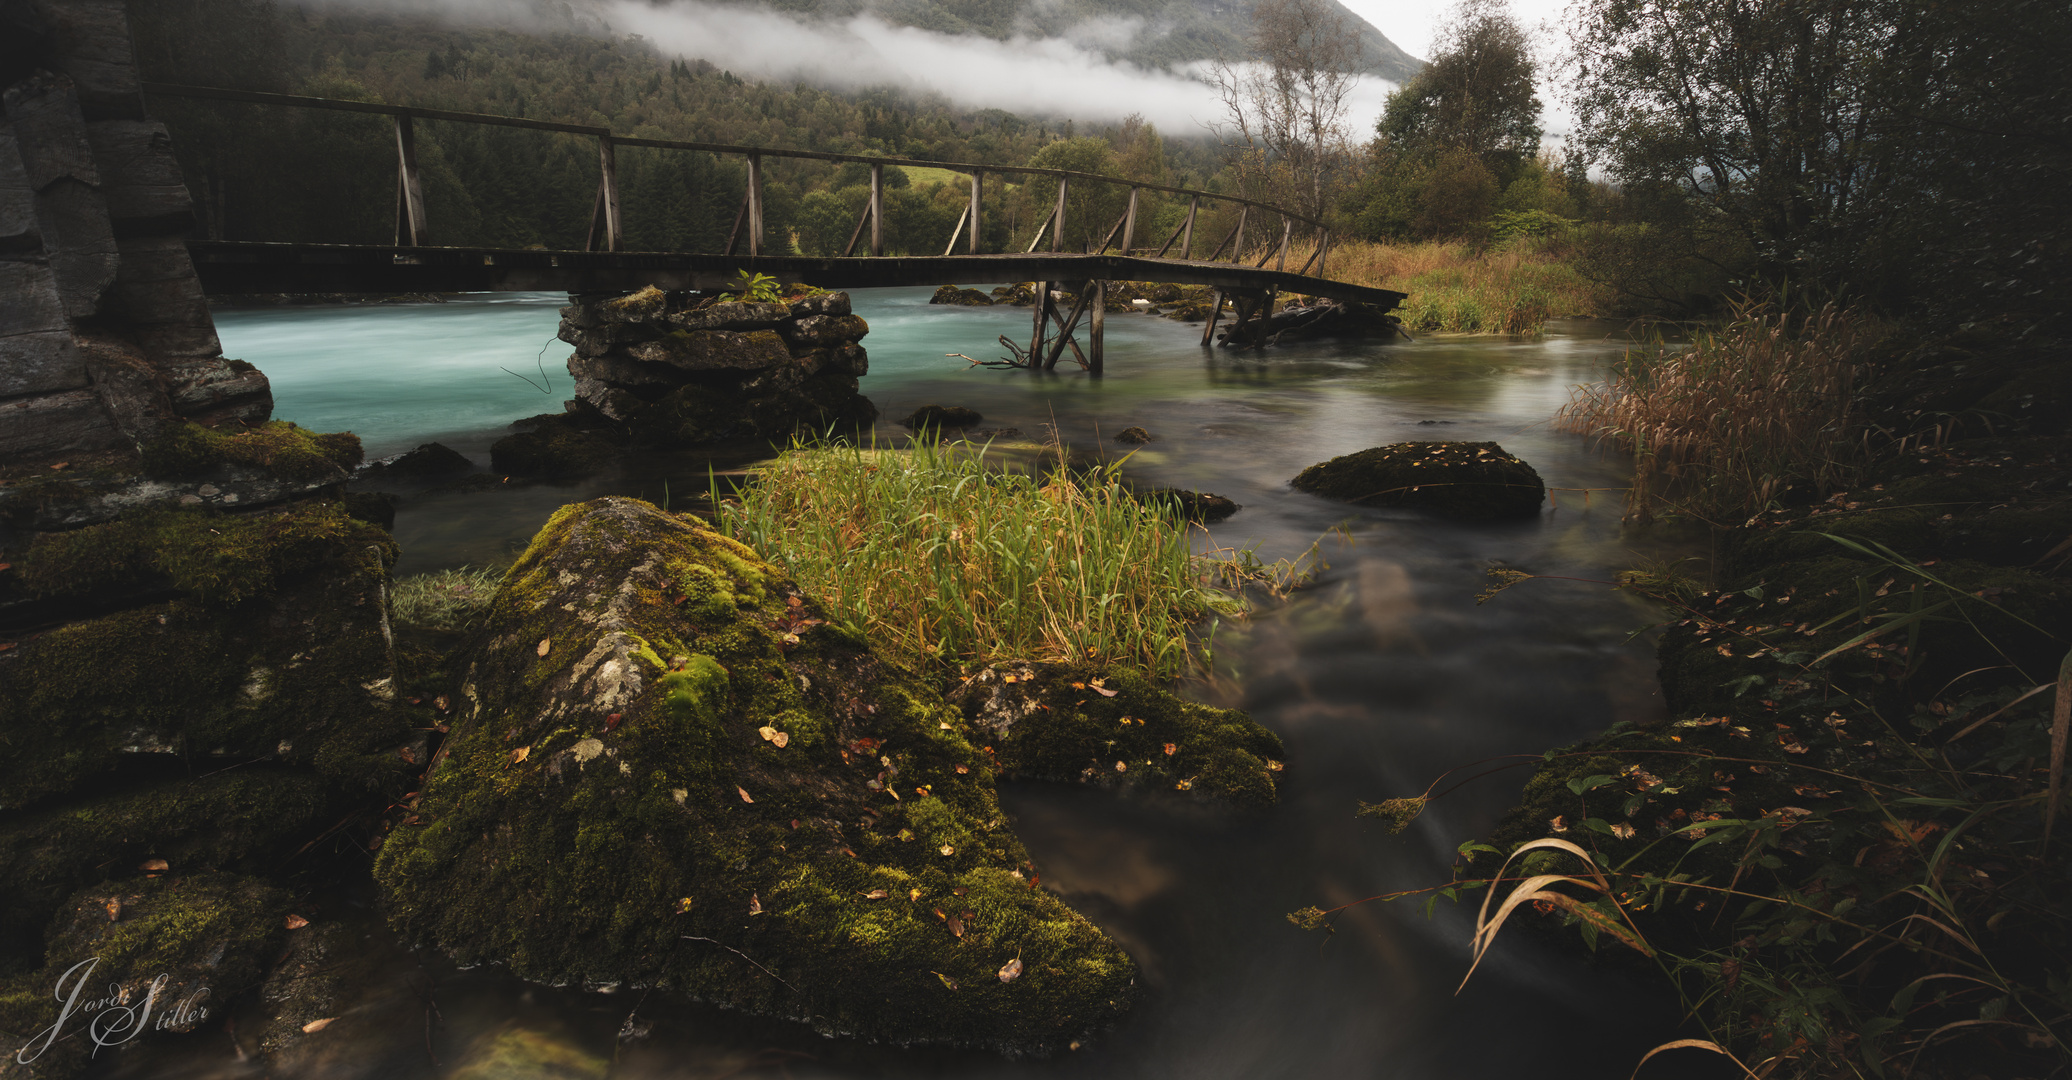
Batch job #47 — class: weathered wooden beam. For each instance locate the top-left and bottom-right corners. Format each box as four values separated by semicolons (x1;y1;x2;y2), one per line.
1088;279;1104;374
1315;230;1330;279
1153;216;1186;259
1275;216;1291;272
1200;289;1224;347
746;152;763;257
392;114;428;246
941;204;968;257
1051;177;1067;254
1094;208;1128;255
840;196;870;257
586;135;621;253
869;163;883;258
1119;188;1138;255
1045;282;1093;369
1232;205;1247;263
1206;213;1241;262
724;189;749;256
1023;203;1054;253
1181;195;1198;260
1028;279;1049;364
968;170;981;255
1296;227;1326;276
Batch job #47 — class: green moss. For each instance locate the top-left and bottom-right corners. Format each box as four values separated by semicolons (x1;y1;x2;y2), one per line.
448;1023;609;1080
951;663;1284;806
0;772;333;973
1291;441;1545;520
142;420;361;483
17;501;390;603
376;498;1133;1053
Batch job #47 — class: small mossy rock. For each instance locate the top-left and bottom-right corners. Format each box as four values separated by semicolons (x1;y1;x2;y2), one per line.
373;499;1134;1053
930;286;994;307
635;373;877;446
0;771;333;973
447;1022;609;1080
0;873;288;1072
599;285;668;323
777;313;870;350
902;405;983;430
949;663;1283;806
1114;426;1153;445
1137;488;1239;523
1291;441;1545;520
627;329;792;373
787;292;851;318
989;283;1037;306
489;421;620;477
359;442;473;480
0;504;407;808
142;420;360;485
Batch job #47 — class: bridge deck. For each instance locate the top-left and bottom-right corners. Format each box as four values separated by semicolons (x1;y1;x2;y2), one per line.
185;242;1408;310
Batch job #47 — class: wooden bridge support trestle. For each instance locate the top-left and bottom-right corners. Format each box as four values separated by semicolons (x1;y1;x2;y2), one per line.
1022;279;1111;373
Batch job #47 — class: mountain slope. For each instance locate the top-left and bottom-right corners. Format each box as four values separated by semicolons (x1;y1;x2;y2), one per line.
731;0;1422;83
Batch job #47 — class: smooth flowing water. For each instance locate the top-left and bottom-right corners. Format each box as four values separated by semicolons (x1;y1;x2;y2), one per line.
142;290;1696;1079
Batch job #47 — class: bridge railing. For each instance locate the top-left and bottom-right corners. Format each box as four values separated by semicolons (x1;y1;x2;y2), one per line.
141;83;1333;280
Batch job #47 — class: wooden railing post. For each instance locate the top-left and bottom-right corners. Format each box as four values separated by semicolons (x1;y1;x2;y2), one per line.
746;152;763;257
1181;195;1198;260
869;163;883;257
1275;215;1292;271
585;135;621;252
968;170;982;255
1317;229;1330;280
1232;205;1247;263
1052;177;1067;253
1119;188;1138;255
393;114;428;246
1088;280;1105;373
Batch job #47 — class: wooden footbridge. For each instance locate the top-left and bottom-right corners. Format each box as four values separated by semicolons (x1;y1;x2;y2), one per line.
149;85;1406;372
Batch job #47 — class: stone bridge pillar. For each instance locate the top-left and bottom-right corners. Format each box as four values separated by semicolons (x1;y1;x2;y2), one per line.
1;0;270;465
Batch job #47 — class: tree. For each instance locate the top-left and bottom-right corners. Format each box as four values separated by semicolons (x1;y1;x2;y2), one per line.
1210;0;1361;224
1376;0;1541;171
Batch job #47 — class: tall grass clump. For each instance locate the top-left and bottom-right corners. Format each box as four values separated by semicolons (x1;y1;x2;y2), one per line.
719;438;1245;678
390;565;503;631
1557;301;1877;524
1279;237;1605;334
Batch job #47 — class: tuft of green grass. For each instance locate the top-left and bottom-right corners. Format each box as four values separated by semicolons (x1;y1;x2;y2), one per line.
390;566;504;631
717;438;1256;679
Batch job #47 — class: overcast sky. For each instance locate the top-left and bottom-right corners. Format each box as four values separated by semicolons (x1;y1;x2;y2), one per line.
1342;0;1576;142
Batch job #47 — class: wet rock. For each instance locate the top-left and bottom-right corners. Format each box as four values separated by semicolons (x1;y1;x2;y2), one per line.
666;301;791;333
930;285;994;306
902;405;983;430
989;282;1037;306
787;291;851;318
489;419;621;477
447;1022;608;1080
343;490;396;530
0;772;333;972
627;329;791;373
1291;441;1545;520
373;498;1135;1053
949;663;1283;806
359;441;473;480
1114;426;1153;444
1137;488;1239;523
777;313;870;350
253;916;431;1077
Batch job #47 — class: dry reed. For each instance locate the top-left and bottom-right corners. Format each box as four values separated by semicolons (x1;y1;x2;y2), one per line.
1266;237;1607;334
1556;302;1875;524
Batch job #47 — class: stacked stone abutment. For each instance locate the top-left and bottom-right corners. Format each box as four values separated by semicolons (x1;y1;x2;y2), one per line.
1;0;268;464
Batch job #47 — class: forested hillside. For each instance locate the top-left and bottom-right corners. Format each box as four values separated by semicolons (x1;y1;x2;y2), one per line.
129;0;1232;253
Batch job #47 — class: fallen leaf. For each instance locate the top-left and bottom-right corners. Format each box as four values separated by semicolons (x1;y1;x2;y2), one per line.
933;971;959;991
434;695;450;712
1091;685;1118;697
998;958;1023;982
1114;761;1127;773
509;747;530;765
866;889;889;899
139;858;169;872
946;912;965;938
1175;779;1193;791
104;898;121;922
748;893;762;915
940;844;955;856
909;888;922;902
676;897;694;914
1163;743;1177;756
284;914;309;930
955;764;969;774
671;787;688;805
1610;822;1637;840
536;638;552;657
604;713;624;733
898;828;915;841
49;461;67;470
301;1018;335;1034
1265;760;1285;772
758;725;789;747
737;785;754;803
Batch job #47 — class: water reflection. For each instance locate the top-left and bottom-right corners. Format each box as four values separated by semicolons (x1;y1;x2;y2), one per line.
185;291;1705;1079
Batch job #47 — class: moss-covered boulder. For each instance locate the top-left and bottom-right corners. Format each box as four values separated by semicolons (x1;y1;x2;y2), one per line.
489;417;623;477
0;873;288;1078
0;502;407;809
950;663;1284;806
930;286;995;307
0;771;332;973
373;498;1134;1053
1291;441;1545;520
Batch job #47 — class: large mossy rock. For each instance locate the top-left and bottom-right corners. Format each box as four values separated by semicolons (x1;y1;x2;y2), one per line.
950;663;1284;806
0;501;408;809
1291;441;1545;520
373;498;1134;1053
